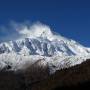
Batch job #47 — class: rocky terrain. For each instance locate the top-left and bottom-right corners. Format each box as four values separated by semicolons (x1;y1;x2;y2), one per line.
0;59;90;90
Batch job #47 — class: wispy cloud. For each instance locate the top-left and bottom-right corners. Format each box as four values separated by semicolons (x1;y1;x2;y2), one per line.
0;21;51;43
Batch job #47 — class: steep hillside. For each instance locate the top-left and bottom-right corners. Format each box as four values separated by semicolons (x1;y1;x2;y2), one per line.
0;59;90;90
31;59;90;90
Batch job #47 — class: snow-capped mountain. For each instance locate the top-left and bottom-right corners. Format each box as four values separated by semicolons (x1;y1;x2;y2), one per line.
0;23;90;73
0;23;90;56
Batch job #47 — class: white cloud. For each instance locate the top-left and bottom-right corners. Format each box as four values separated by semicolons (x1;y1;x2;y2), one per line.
0;21;52;42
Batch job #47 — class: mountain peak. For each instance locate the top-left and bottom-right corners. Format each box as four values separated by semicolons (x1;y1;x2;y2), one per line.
0;22;90;57
19;22;54;41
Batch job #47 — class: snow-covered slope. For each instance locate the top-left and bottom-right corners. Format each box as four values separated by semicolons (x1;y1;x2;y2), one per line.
0;23;90;73
0;37;89;56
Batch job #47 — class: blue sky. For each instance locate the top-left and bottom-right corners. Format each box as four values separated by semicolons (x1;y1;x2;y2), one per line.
0;0;90;47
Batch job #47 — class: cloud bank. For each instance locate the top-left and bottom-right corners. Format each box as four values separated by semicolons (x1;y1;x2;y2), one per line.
0;21;52;43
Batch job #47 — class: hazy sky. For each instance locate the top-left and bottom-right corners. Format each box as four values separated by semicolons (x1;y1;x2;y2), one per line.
0;0;90;47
